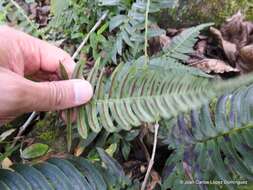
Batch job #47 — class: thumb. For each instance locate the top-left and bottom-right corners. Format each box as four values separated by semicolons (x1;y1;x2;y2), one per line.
29;79;93;111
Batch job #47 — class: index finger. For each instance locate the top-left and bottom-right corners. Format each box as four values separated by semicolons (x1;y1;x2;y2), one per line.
3;26;76;78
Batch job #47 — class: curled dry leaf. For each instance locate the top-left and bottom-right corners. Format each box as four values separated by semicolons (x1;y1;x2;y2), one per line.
221;11;253;48
190;58;239;74
210;27;238;66
239;44;253;73
210;12;253;73
221;11;247;47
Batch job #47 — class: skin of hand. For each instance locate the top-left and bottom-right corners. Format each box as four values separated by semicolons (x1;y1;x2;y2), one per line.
0;26;93;124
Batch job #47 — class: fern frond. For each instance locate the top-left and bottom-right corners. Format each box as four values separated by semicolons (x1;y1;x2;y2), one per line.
153;23;214;67
80;58;253;134
106;0;178;63
163;23;213;60
162;85;253;189
139;56;213;78
0;149;129;190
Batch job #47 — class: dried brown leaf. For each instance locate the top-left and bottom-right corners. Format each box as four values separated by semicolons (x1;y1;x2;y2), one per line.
210;27;238;66
2;157;13;169
239;44;253;73
221;11;253;48
190;58;239;74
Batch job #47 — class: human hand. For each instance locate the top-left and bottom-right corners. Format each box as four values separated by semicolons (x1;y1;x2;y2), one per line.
0;26;93;124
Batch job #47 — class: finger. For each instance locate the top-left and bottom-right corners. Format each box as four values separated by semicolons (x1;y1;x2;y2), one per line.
0;26;75;77
33;39;76;78
27;79;93;111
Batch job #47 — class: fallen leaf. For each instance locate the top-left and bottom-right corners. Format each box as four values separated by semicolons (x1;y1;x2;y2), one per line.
1;157;13;169
190;58;239;74
220;11;247;47
210;27;238;66
239;44;253;73
221;11;253;48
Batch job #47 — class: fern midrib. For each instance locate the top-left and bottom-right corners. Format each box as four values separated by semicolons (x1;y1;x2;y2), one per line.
144;0;150;65
196;124;253;144
94;90;212;104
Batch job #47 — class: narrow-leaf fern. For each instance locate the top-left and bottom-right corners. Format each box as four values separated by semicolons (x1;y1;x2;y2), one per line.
162;85;253;190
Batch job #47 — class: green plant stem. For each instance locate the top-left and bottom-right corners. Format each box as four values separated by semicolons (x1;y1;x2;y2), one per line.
144;0;150;65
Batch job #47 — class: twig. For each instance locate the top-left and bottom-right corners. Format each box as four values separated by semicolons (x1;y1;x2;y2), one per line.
18;11;109;146
141;123;160;190
144;0;150;65
72;11;108;60
11;112;37;148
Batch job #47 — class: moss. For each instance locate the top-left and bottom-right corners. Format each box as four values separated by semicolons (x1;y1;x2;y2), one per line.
159;0;253;28
28;113;67;152
38;131;56;142
32;119;57;144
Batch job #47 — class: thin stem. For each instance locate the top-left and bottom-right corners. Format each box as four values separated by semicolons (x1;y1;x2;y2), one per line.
72;11;108;60
11;112;37;148
144;0;150;65
141;123;160;190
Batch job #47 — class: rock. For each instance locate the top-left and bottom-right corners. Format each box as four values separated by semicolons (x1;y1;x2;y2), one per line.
158;0;253;28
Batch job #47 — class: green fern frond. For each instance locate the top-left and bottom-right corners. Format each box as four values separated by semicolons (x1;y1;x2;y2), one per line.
0;149;130;190
106;0;178;63
80;58;253;134
138;56;213;78
162;85;253;190
153;23;214;66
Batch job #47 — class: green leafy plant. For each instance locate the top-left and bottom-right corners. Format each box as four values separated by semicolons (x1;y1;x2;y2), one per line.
101;0;178;63
73;21;253;135
0;148;133;190
162;85;253;190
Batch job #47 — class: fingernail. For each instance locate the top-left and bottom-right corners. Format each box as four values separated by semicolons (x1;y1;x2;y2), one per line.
73;80;93;105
